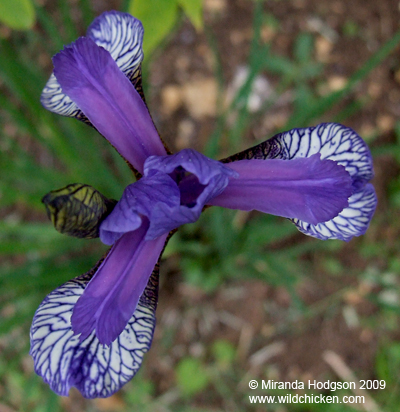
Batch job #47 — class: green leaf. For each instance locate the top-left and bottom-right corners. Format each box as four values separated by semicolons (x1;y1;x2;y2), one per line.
212;340;236;369
0;0;35;30
129;0;179;56
176;357;210;396
178;0;203;30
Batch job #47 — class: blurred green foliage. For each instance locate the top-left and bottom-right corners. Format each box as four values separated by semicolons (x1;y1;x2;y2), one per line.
1;0;400;411
0;0;35;30
129;0;203;56
176;357;210;397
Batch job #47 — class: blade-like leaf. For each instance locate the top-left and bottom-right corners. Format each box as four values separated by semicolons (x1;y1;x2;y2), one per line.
178;0;203;31
129;0;179;56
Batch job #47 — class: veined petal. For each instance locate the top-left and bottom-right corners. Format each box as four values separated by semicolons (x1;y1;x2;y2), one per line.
145;149;238;186
71;223;168;345
41;73;85;120
52;37;166;173
87;11;143;83
146;171;234;239
209;154;353;225
224;123;374;189
100;172;180;245
102;149;238;242
30;262;159;398
222;123;376;240
143;149;238;239
41;11;146;120
293;183;377;241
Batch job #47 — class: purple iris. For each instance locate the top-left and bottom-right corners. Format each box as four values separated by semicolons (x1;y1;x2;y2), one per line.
30;11;377;399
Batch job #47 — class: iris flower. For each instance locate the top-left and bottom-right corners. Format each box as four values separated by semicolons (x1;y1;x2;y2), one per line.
30;11;377;398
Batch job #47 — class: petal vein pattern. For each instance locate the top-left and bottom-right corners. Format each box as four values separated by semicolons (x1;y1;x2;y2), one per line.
71;227;167;345
52;37;166;172
293;183;376;241
222;123;376;240
41;11;145;121
210;154;353;225
30;266;158;398
87;11;143;78
226;123;373;186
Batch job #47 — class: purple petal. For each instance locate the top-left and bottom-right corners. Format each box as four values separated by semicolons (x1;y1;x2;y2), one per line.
71;223;167;345
30;264;159;398
225;123;374;191
145;149;238;238
101;149;238;242
145;170;231;239
293;183;377;241
100;172;180;245
209;153;353;225
87;11;144;79
102;149;237;240
53;37;166;173
41;11;145;122
41;73;83;119
144;148;238;186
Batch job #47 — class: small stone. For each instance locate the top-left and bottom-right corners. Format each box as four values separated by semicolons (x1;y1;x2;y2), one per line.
176;119;196;149
377;114;395;133
182;77;218;119
261;25;276;43
161;85;183;116
327;75;347;91
344;290;363;305
225;66;274;113
315;36;333;63
360;328;374;343
359;123;375;138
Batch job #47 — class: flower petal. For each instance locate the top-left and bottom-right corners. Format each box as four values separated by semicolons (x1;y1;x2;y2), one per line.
145;148;238;186
52;37;166;173
221;123;376;240
209;154;353;225
224;123;374;189
142;149;238;239
145;171;233;239
41;11;146;121
102;149;239;243
41;73;85;120
30;262;159;398
100;172;180;245
292;183;377;241
87;11;144;84
71;223;168;345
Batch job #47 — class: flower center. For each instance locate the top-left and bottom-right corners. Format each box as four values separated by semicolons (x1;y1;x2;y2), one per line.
169;167;206;208
100;149;238;244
